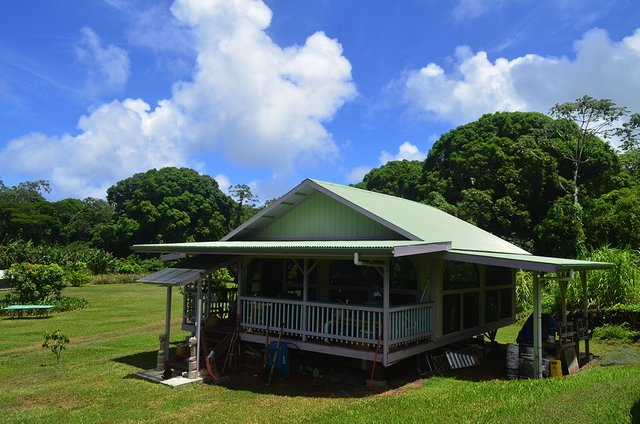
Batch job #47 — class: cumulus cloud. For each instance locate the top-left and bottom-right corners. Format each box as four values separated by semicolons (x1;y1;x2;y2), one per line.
346;166;372;184
400;27;640;124
214;174;230;194
75;27;131;98
347;141;427;184
379;141;427;164
0;0;355;199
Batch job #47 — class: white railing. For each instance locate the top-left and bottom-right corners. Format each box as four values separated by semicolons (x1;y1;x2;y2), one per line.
240;297;304;336
389;303;434;346
240;297;433;348
306;302;383;345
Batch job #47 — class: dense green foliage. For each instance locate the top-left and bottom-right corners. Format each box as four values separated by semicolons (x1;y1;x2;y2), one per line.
354;160;423;200
357;110;639;258
0;167;250;258
106;167;235;254
6;263;66;303
514;248;640;317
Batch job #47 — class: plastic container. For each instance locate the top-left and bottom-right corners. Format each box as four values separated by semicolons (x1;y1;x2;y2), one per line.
550;359;563;377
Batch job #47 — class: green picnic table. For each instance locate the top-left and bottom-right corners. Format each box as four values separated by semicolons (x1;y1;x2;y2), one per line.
3;304;54;317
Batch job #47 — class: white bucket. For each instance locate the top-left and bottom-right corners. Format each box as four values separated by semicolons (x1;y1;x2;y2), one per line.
506;343;519;379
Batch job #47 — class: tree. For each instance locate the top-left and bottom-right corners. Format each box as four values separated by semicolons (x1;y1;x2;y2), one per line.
229;184;259;228
547;96;629;205
106;168;234;253
420;112;563;251
545;95;635;255
619;112;640;152
0;180;50;203
354;160;423;201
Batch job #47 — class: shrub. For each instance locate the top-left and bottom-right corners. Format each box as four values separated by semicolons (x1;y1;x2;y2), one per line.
6;263;66;303
45;295;88;312
42;330;70;364
515;270;533;317
113;255;164;274
584;247;640;309
0;240;117;274
89;273;144;285
592;323;636;343
63;261;91;287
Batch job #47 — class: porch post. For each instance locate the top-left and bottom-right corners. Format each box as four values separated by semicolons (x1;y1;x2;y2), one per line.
302;259;308;342
195;279;203;378
581;271;590;361
382;259;390;367
532;273;542;379
164;285;172;363
237;258;244;321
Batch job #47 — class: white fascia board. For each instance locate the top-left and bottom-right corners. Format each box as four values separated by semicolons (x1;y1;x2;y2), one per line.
393;242;452;257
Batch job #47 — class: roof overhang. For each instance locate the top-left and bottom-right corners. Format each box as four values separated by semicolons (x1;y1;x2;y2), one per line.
132;240;452;258
138;267;207;287
440;249;613;273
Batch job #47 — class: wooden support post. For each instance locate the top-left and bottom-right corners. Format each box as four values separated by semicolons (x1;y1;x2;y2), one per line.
581;271;590;362
195;279;203;378
237;258;244;321
532;273;543;379
382;259;390;367
164;286;172;363
302;259;308;342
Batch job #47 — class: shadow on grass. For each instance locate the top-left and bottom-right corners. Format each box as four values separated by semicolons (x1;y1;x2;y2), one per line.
113;350;157;370
113;344;513;399
1;315;53;320
631;399;640;423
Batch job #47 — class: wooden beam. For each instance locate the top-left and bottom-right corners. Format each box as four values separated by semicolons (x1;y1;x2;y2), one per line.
164;286;172;363
195;280;202;378
382;260;390;367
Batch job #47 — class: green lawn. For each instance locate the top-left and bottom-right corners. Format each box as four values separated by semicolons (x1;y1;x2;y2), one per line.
1;284;639;423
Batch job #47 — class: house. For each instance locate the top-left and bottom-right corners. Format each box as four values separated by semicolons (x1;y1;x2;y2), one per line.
134;178;610;379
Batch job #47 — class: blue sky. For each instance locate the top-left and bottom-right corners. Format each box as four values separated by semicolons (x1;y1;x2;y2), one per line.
1;0;639;202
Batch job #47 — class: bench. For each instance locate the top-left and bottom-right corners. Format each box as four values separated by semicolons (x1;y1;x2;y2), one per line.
3;304;54;317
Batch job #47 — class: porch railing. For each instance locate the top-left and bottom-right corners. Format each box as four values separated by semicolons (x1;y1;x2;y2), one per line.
389;303;434;347
240;297;433;348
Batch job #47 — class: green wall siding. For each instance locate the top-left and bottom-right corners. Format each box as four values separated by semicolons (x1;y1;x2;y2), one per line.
254;192;403;240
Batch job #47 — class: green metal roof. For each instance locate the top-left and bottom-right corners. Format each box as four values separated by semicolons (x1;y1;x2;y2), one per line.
225;179;528;254
443;249;613;273
132;240;451;257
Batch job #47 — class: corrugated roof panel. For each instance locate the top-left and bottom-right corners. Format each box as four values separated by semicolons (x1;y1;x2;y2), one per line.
443;249;612;272
311;179;529;254
137;268;205;286
132;240;450;255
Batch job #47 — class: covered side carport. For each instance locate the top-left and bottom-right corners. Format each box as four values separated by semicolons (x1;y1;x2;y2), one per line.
441;249;612;378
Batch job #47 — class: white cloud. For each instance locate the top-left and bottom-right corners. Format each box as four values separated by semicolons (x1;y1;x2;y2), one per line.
214;174;230;194
400;27;640;124
346;166;372;184
379;141;427;164
0;0;355;199
75;27;131;98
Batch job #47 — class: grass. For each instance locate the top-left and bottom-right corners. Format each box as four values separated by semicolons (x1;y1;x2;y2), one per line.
1;284;639;423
